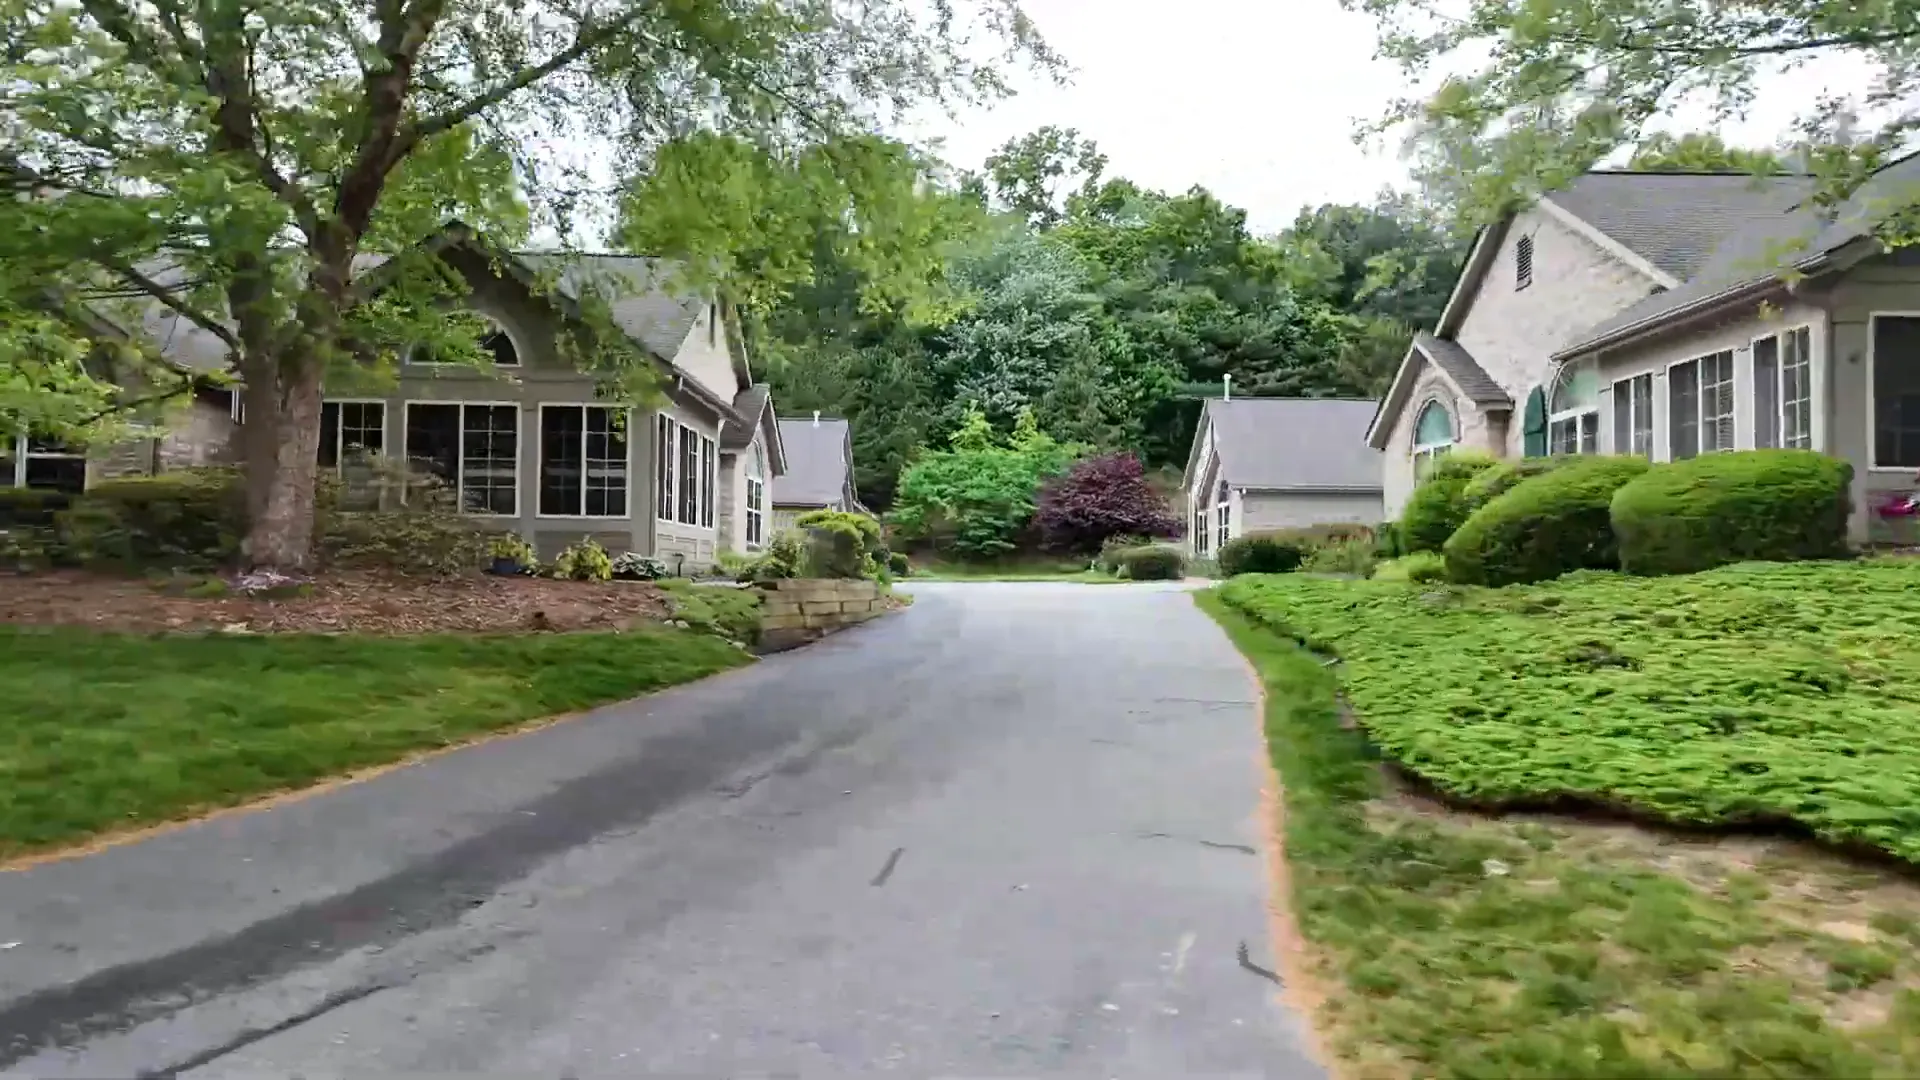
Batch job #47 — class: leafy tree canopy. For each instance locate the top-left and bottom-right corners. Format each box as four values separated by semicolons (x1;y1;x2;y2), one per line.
1349;0;1912;226
1627;132;1785;174
1;0;1055;567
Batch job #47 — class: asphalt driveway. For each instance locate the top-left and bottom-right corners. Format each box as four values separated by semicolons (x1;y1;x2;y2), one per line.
0;581;1323;1078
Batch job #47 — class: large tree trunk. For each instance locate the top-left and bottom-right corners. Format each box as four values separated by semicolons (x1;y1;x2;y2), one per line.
240;354;325;573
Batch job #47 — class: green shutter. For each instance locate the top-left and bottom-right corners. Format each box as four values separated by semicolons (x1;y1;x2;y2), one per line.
1522;384;1548;457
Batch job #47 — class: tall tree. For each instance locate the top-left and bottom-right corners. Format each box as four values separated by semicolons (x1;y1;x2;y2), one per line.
2;0;1054;569
1349;0;1918;225
1628;132;1785;174
979;125;1108;229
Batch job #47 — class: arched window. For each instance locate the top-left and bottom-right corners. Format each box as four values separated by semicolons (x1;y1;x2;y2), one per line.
1412;399;1455;480
1547;361;1599;455
479;317;519;367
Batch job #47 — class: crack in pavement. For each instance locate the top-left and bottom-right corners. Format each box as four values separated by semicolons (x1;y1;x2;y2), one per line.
1236;941;1283;986
1138;831;1257;856
131;980;393;1079
868;847;906;888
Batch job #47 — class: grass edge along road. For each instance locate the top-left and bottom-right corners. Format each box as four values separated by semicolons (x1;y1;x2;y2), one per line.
1196;586;1920;1079
0;625;749;862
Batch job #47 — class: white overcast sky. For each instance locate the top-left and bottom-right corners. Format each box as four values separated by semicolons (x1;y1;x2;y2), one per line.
903;0;1880;236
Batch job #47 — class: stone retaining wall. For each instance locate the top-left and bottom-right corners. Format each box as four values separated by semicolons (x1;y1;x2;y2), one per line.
755;578;885;652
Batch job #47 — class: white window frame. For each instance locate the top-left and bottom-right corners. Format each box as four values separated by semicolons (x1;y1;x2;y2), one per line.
1666;350;1737;460
1751;325;1815;451
1;435;88;491
1867;311;1920;472
656;413;676;522
744;442;766;548
1547;360;1600;456
406;313;524;368
535;403;631;520
1610;373;1655;459
1214;481;1231;550
319;398;387;472
657;416;719;529
1411;398;1456;479
401;400;521;518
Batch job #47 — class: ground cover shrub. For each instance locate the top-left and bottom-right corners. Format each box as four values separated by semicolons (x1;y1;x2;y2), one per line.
1372;520;1403;558
1398;450;1498;553
887;406;1076;559
1216;558;1920;864
656;579;762;643
739;529;805;583
1034;451;1180;553
1199;589;1920;1077
1443;454;1650;586
1372;550;1446;583
1217;530;1313;576
1612;449;1853;576
1114;545;1184;580
552;539;613;581
610;552;668;580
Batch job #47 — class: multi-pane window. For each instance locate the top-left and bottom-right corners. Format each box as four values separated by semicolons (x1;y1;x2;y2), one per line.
678;423;699;525
1669;351;1735;460
405;402;518;515
1411;400;1454;479
1215;481;1230;550
1548;361;1599;455
1610;374;1654;458
656;415;675;520
699;437;716;528
1754;328;1813;451
0;436;87;493
1192;503;1208;557
656;416;720;527
318;401;385;469
540;405;627;517
746;477;765;546
1875;315;1920;467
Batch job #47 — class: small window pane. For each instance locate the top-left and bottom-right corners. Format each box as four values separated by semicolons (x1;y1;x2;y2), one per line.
678;424;698;525
1753;336;1780;450
1414;401;1453;446
1702;351;1735;452
481;326;518;366
1630;375;1654;458
585;408;628;518
656;416;674;519
319;402;341;468
1783;327;1813;450
542;406;585;516
461;405;517;515
1669;361;1700;460
340;402;384;460
406;403;460;489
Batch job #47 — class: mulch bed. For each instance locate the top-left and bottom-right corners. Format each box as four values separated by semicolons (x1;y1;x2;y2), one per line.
0;570;673;635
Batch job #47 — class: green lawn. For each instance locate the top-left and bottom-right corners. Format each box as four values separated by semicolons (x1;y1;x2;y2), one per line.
1199;589;1920;1078
1218;559;1920;864
904;555;1119;582
0;625;748;858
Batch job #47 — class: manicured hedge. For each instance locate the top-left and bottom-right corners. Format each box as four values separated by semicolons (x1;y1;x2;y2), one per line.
1611;449;1853;576
1459;456;1567;514
1218;530;1312;576
60;467;249;569
1398;451;1498;553
1116;545;1185;580
1443;455;1650;586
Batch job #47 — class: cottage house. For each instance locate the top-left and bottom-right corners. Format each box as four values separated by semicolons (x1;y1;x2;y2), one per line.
1369;155;1920;543
1180;397;1383;561
770;413;864;533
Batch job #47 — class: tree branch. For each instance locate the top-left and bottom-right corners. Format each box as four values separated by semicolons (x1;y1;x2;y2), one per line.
105;262;242;353
72;370;202;427
402;19;636;146
1560;26;1920;59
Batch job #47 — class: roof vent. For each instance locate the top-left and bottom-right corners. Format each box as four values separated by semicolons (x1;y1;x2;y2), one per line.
812;410;821;427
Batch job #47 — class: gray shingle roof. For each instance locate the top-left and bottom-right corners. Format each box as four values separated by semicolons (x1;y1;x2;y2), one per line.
1204;398;1382;491
1548;172;1812;280
1556;153;1920;358
773;416;852;506
517;253;704;360
1414;332;1509;405
722;385;770;451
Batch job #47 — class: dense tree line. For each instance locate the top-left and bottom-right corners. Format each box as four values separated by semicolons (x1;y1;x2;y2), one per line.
752;128;1470;508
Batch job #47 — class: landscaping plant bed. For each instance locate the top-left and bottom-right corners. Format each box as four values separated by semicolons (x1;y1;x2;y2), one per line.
1199;590;1920;1078
1218;559;1920;866
0;569;672;635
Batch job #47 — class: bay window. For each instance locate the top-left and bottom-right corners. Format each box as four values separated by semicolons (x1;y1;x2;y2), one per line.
404;402;518;515
1548;361;1599;455
540;405;628;517
1668;351;1735;460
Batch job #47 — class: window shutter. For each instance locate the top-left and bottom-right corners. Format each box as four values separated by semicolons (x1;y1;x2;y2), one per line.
1522;385;1548;456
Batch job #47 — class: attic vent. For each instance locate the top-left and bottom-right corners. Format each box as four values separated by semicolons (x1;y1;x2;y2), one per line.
1516;234;1534;291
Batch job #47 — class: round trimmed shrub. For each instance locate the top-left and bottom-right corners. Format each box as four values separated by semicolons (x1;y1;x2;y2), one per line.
1611;449;1853;576
1116;545;1185;580
887;551;911;577
1399;451;1499;553
1217;530;1312;576
1461;456;1569;514
1443;455;1652;586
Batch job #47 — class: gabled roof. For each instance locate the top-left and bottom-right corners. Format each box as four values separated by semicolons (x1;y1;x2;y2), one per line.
722;385;788;476
772;415;856;507
1188;398;1382;493
1547;171;1813;282
1365;333;1511;449
1553;153;1920;359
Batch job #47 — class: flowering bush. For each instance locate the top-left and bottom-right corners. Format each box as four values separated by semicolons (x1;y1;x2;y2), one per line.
1033;452;1179;554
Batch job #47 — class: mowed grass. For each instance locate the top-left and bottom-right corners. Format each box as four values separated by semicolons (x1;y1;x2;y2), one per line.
0;626;749;858
1219;559;1920;863
1198;590;1920;1078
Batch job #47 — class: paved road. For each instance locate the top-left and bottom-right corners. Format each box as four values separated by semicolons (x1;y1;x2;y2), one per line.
0;582;1322;1078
